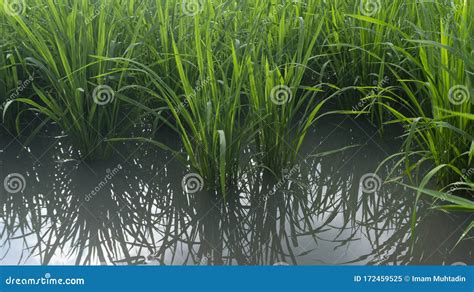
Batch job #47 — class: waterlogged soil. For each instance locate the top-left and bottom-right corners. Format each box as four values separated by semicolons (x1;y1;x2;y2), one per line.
0;117;472;265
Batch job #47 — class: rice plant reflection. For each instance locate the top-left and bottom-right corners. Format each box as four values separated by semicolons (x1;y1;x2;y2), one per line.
0;126;471;265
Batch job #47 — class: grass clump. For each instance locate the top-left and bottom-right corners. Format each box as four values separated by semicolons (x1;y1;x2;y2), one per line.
1;0;147;159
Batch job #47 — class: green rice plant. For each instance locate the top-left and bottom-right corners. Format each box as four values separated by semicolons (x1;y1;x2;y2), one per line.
168;36;248;198
405;121;473;246
246;61;329;174
109;1;254;198
410;110;474;205
317;0;415;112
0;10;28;128
128;1;179;94
0;43;21;127
1;0;147;159
371;0;472;186
369;0;473;243
109;0;333;195
244;1;335;174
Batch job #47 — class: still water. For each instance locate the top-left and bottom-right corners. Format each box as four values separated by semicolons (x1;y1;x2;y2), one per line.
0;117;472;265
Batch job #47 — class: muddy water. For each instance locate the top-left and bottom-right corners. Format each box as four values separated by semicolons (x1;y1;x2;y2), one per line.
0;117;472;265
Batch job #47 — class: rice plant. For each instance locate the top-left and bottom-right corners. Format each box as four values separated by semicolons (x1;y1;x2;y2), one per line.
366;0;473;241
0;16;26;128
109;1;330;195
1;0;147;159
369;0;473;187
0;43;21;127
109;1;253;198
244;1;329;174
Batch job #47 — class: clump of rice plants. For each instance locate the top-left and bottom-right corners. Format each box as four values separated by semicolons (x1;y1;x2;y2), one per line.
245;1;328;174
371;0;472;187
0;12;28;128
1;0;147;159
0;43;22;128
364;0;473;241
112;0;336;195
110;1;252;198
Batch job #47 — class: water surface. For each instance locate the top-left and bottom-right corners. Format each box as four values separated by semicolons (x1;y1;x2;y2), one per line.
0;117;472;265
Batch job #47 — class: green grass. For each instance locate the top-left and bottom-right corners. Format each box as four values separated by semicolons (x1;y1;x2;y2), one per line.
0;19;25;128
369;0;473;187
1;0;148;159
111;0;339;196
244;1;330;173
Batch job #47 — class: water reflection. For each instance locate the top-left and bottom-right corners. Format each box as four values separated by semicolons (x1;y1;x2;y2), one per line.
0;121;472;265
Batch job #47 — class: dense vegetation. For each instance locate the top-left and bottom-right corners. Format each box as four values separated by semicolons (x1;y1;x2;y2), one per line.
1;0;472;231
